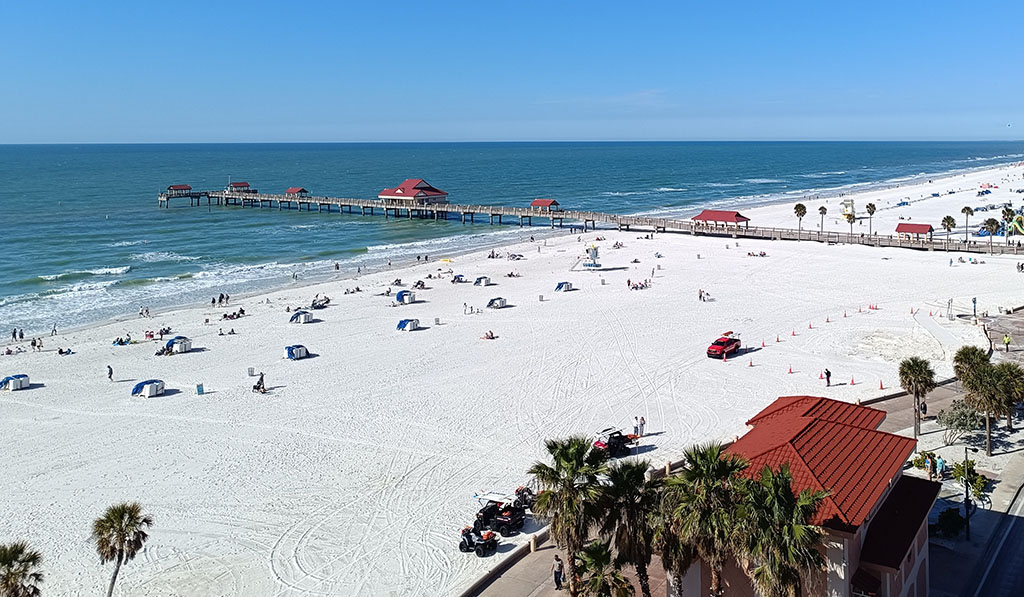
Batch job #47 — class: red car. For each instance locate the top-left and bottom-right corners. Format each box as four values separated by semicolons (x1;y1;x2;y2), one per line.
707;332;741;358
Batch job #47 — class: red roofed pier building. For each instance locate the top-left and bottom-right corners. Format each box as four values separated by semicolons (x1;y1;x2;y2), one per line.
676;396;939;597
166;184;192;197
530;198;561;212
895;223;934;241
378;179;449;206
226;181;257;194
691;209;751;231
285;187;309;197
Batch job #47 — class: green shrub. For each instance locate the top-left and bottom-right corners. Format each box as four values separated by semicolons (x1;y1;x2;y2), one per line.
936;507;966;538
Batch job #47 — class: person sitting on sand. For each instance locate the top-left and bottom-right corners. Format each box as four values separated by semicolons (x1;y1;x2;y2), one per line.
482;330;495;340
228;328;235;335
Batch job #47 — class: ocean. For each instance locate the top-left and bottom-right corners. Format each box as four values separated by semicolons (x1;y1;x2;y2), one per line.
1;141;1021;334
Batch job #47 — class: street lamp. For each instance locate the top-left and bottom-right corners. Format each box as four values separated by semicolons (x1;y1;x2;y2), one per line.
965;446;979;540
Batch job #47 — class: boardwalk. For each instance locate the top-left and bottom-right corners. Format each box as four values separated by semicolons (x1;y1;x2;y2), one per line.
157;189;1024;256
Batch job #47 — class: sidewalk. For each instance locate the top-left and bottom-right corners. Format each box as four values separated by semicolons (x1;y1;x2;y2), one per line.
476;542;668;596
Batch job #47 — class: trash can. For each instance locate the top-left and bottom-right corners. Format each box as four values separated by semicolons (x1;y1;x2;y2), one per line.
196;384;204;395
247;367;255;377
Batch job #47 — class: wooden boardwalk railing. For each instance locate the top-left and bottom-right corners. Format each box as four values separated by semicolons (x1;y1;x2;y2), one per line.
156;190;1023;256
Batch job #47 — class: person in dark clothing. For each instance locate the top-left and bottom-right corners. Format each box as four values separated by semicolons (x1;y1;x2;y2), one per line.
824;368;832;387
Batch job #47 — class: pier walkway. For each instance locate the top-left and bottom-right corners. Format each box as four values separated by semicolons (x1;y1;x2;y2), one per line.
157;189;1024;256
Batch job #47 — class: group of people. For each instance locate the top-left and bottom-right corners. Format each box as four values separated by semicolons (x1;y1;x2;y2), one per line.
222;308;246;320
252;372;266;394
1016;262;1024;273
481;330;496;340
137;306;152;318
142;327;172;341
505;271;521;278
632;416;647;437
923;453;947;481
746;251;769;257
212;293;231;306
342;287;362;294
27;337;46;352
112;335;132;346
698;288;711;301
10;328;24;342
627;278;651;291
218;328;236;336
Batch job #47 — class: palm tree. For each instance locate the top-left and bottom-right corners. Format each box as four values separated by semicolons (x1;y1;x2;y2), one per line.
599;460;664;597
0;542;43;597
92;502;153;597
992;361;1024;431
794;203;807;240
1002;207;1016;244
653;496;696;597
529;437;610;597
668;442;749;596
963;365;1007;457
865;203;876;235
941;215;957;250
961;206;974;243
577;541;636;597
899;357;937;439
954;345;990;389
845;213;856;239
983;218;1001;254
818;206;827;235
741;465;828;597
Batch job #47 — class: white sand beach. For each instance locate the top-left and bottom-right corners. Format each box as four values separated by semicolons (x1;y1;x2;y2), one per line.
3;164;1024;595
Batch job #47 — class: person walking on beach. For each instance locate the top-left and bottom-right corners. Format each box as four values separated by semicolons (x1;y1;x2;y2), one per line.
936;455;946;479
920;401;928;421
639;416;646;437
633;417;639;436
30;338;36;352
51;324;57;336
18;329;23;341
824;368;832;387
924;455;933;481
107;365;113;382
551;555;564;590
10;328;15;342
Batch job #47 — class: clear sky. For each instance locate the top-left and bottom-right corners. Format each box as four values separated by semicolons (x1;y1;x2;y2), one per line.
1;1;1022;143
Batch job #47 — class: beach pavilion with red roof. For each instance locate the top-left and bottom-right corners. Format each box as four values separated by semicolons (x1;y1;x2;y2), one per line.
378;179;449;206
166;184;192;196
677;395;939;597
285;187;309;197
226;181;257;194
530;198;561;212
895;222;934;241
691;209;751;230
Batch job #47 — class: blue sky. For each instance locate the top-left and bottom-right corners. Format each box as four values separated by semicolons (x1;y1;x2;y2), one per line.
1;1;1021;142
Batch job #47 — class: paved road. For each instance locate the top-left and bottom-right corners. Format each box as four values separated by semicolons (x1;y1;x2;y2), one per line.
972;484;1024;596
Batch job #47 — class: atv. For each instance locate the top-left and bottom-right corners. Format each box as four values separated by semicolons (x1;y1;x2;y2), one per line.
513;486;538;510
459;526;498;557
471;494;527;536
593;427;633;458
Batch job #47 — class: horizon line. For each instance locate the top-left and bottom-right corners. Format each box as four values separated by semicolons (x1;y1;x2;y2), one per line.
1;139;1022;146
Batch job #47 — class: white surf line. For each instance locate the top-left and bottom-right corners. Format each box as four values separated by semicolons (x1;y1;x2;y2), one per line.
972;481;1024;596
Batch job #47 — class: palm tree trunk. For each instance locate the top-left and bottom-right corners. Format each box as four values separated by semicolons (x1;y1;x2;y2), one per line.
986;411;992;457
567;550;580;597
709;568;721;597
107;552;123;597
673;573;684;596
636;561;652;597
913;393;920;438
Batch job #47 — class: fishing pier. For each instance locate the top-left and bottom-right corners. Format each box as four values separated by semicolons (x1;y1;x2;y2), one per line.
157;184;1024;256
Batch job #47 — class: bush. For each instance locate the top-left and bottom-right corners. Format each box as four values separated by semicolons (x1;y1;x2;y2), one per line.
951;459;990;500
936;400;982;445
936;507;966;538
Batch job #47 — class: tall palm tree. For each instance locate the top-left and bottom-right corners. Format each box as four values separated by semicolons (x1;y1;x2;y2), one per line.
961;206;974;243
0;542;43;597
1002;207;1016;245
845;213;856;239
983;218;1001;254
529;437;610;597
865;203;876;235
818;206;827;234
963;364;1007;457
599;460;664;597
577;541;636;597
653;495;696;597
92;502;153;597
954;345;990;389
899;357;937;439
794;203;807;240
941;215;957;251
992;361;1024;431
668;442;749;596
741;465;828;597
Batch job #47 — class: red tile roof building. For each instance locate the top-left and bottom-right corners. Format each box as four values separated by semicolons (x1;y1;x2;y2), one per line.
285;187;309;196
167;184;192;192
377;179;449;205
895;223;934;238
679;396;939;597
530;198;561;211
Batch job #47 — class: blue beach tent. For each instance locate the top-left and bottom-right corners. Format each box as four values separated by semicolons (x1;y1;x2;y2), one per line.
289;310;309;323
0;374;28;390
397;319;419;331
286;345;308;360
396;290;412;303
131;379;162;396
165;336;186;350
555;282;572;292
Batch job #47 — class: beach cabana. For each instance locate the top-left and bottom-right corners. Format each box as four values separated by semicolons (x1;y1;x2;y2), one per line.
166;336;192;354
377;179;449;205
285;345;309;360
396;290;416;304
691;209;751;230
487;297;507;309
474;276;491;286
0;374;29;391
285;187;309;197
530;198;561;212
895;223;933;241
289;310;313;324
397;318;420;332
131;379;164;397
555;282;573;292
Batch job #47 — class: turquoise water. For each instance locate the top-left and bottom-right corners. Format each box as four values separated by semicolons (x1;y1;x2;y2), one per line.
1;141;1021;333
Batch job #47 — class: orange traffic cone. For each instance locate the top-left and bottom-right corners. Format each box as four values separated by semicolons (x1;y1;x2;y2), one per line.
792;330;796;336
879;380;884;390
850;377;855;386
858;306;862;313
788;365;793;374
761;340;765;348
776;335;781;342
844;311;847;317
808;322;813;329
826;316;830;323
819;371;824;380
723;352;727;363
929;311;933;317
749;359;753;367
